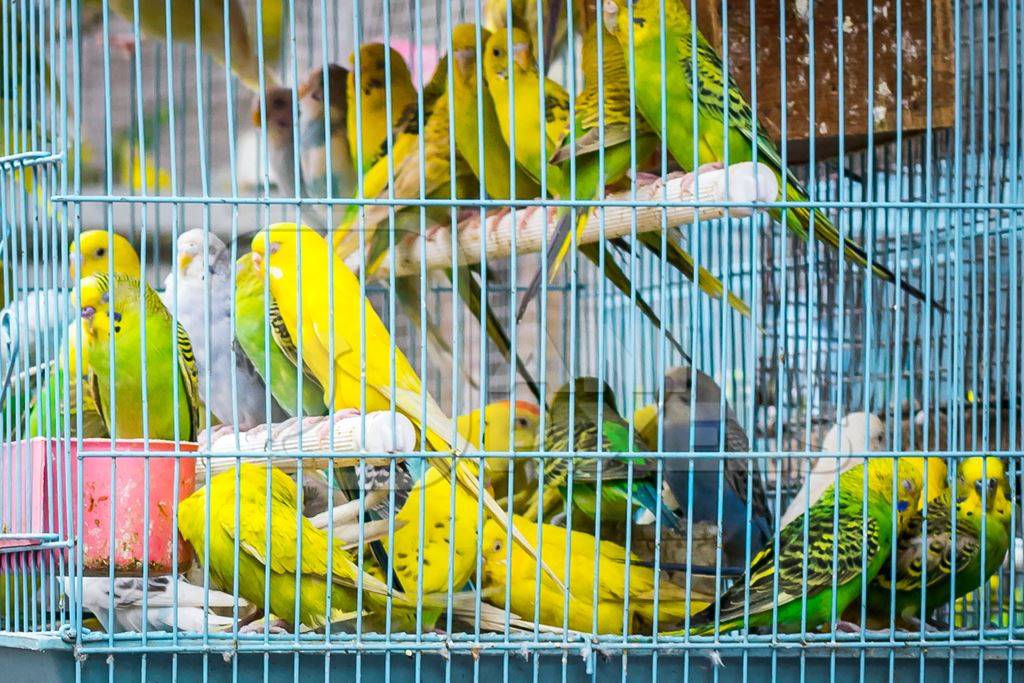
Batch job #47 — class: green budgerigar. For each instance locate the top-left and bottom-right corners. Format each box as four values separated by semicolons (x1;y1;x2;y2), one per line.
234;252;327;417
602;0;938;309
859;456;1012;629
683;457;925;634
177;464;419;631
78;272;201;441
536;377;680;529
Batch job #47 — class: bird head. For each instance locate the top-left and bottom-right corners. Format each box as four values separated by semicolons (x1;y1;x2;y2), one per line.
480;518;513;584
252;87;295;139
866;457;924;529
480;400;542;451
350;44;411;102
299;63;349;126
69;230;141;281
77;272;136;340
957;456;1011;520
250;222;323;282
483;28;535;82
450;24;489;76
173;229;226;281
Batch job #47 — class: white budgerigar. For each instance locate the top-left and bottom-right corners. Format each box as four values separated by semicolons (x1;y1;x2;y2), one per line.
162;229;287;430
66;575;246;633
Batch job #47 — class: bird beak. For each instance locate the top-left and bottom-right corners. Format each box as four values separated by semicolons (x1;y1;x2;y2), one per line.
251;251;263;269
602;0;620;33
513;43;531;70
178;253;194;273
251;105;263;128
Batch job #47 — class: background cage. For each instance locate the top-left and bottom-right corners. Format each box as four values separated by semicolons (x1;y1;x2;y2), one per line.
0;0;1022;681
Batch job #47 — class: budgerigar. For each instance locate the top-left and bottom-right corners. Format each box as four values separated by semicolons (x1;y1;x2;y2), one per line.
177;464;422;631
68;575;246;634
634;366;772;571
250;224;555;586
78;272;201;441
601;0;937;309
536;377;679;529
860;456;1012;629
347;43;420;174
298;63;357;201
481;514;714;633
457;399;541;496
681;457;925;634
163;229;287;430
233;252;327;418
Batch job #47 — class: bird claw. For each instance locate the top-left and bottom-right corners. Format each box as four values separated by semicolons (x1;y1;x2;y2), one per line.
680;162;727;198
833;620;864;634
239;619;290;635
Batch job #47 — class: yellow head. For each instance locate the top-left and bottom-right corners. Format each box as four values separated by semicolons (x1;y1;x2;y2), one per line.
459;400;542;452
77;272;138;341
69;230;141;280
862;457;924;529
480;517;517;587
602;0;685;42
451;24;490;78
250;222;325;277
956;456;1012;523
483;28;535;83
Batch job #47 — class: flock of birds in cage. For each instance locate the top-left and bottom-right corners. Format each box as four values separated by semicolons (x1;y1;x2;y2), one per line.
0;0;1018;645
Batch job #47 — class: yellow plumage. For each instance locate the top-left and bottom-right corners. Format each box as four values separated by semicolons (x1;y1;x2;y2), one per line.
481;515;711;633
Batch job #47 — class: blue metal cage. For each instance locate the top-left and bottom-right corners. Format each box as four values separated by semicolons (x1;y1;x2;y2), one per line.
0;0;1022;681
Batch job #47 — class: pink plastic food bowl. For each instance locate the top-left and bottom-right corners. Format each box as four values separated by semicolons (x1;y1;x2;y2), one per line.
0;438;196;576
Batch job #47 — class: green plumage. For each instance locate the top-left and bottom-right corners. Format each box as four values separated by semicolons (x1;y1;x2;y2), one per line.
605;0;936;308
84;273;201;441
234;253;328;418
540;378;667;525
685;458;923;634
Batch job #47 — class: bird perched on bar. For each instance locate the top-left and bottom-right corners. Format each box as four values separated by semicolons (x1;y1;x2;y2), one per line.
94;0;270;93
297;63;357;203
249;223;553;585
634;366;773;572
781;411;889;527
347;43;420;174
601;0;939;310
233;252;327;418
177;464;425;631
857;456;1011;630
26;231;142;438
532;377;679;529
481;514;713;633
679;457;924;635
163;229;287;430
68;575;247;634
77;272;201;441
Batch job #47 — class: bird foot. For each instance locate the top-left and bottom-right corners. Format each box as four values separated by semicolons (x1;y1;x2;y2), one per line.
833;620;864;634
680;162;727;197
239;619;291;635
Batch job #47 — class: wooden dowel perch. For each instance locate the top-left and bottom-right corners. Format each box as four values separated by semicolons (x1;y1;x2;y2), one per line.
374;162;779;277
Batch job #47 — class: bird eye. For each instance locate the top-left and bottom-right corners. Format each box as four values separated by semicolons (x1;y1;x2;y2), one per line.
97;247;106;257
492;47;501;57
492;540;502;553
516;417;529;428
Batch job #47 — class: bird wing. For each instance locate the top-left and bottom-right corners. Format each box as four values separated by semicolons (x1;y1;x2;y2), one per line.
174;322;202;441
268;299;325;392
713;488;880;624
877;497;978;594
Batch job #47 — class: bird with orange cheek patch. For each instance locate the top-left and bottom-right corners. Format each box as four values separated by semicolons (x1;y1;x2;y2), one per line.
457;400;542;497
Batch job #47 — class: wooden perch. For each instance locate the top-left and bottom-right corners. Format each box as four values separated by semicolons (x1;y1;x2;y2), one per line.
372;162;778;277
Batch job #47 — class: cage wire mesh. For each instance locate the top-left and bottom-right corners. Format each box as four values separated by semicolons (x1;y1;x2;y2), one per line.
0;0;1022;680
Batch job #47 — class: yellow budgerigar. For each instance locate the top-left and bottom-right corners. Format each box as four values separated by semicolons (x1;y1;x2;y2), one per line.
178;464;421;631
481;514;713;633
249;224;556;586
457;399;541;496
